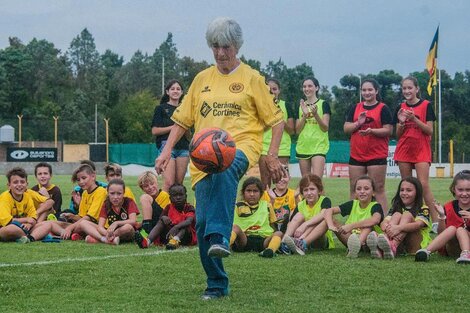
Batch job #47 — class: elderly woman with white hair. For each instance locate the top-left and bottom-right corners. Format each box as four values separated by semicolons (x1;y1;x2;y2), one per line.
156;17;286;300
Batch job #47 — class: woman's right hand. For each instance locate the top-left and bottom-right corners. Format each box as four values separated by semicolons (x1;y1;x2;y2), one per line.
300;99;311;118
357;111;367;126
155;147;172;175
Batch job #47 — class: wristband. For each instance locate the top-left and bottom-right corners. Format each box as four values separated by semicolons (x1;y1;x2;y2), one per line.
267;152;278;158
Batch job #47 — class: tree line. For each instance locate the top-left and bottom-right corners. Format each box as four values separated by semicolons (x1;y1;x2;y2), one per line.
0;28;468;162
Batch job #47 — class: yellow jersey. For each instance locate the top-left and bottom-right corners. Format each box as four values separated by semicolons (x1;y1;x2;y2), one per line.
172;63;284;186
79;186;107;222
0;190;37;227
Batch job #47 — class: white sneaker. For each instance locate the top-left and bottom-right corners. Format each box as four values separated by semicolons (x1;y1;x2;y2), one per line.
415;248;430;262
347;234;361;258
456;250;470;264
366;232;382;259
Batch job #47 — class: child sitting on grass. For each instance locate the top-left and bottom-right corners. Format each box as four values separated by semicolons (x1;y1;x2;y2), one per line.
31;162;62;219
230;177;283;258
67;160;107;215
324;175;384;258
49;164;107;240
137;171;170;234
0;167;50;243
135;183;196;249
79;178;138;245
415;170;470;264
367;177;431;259
104;163;136;202
282;174;334;255
262;168;298;234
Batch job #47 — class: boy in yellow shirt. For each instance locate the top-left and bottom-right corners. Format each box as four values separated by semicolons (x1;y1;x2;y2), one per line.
0;167;51;243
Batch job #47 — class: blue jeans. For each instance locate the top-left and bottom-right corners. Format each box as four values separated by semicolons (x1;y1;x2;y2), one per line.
194;150;249;294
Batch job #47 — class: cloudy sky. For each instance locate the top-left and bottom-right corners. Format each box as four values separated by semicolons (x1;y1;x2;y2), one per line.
0;0;468;87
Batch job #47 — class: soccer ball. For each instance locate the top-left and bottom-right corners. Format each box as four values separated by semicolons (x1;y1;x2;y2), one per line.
189;128;236;174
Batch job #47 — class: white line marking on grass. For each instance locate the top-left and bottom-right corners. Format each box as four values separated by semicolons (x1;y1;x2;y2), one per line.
0;247;197;268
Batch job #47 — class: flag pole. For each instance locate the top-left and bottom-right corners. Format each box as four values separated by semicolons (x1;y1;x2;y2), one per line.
438;66;442;164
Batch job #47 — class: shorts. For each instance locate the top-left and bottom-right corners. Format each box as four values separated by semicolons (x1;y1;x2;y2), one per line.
349;157;387;166
233;235;266;252
158;141;189;159
296;153;326;160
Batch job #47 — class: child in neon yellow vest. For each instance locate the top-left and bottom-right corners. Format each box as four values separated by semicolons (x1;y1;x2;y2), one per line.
324;175;384;258
282;174;335;255
367;177;431;260
230;177;283;258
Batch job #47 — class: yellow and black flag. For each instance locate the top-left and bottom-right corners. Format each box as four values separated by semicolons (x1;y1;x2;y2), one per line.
426;26;439;95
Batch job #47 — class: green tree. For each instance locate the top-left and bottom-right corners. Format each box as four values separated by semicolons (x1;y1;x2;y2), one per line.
110;90;156;142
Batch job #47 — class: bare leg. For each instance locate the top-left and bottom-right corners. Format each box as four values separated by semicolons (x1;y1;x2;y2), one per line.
398;162;413;179
367;164;388;212
113;224;137;242
283;213;305;238
148;220;165;243
426;226;457;253
311;155;326;178
162;158;176;192
456;227;470;251
79;220;104;240
415;162;437;222
140;194;154;221
302;221;329;246
30;222;53;241
298;159;312;178
0;224;26;241
175;156;190;185
232;224;247;249
348;165;367;200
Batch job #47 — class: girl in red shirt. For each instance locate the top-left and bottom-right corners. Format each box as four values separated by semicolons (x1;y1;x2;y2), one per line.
344;78;393;212
80;179;139;245
394;76;438;226
415;170;470;264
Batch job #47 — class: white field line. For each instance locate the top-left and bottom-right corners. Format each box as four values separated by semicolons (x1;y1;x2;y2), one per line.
0;247;197;268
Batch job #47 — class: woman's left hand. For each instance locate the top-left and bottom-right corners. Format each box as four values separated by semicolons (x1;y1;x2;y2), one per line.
265;156;287;183
358;127;373;136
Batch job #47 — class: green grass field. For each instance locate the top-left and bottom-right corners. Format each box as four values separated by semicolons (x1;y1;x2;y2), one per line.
1;176;467;313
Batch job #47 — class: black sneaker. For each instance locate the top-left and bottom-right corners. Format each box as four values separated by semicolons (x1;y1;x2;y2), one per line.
134;231;149;249
415;248;430;262
259;248;275;258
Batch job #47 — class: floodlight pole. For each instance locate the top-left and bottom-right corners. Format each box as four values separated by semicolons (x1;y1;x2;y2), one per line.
17;114;23;147
53;116;59;148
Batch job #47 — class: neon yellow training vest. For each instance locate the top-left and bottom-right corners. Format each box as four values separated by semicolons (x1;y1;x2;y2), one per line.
262;99;292;157
296;99;329;155
297;197;335;248
233;200;274;238
345;200;381;233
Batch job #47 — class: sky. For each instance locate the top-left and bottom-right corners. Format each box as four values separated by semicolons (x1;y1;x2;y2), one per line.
0;0;469;88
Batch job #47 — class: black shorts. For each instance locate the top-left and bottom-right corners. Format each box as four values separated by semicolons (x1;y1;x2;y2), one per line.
296;153;326;160
349;157;387;166
233;235;266;252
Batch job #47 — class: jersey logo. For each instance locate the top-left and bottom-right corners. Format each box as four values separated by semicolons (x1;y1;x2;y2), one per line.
229;82;244;93
200;102;212;117
201;86;211;93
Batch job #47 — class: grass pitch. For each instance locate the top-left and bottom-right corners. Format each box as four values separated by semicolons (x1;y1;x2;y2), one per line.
0;176;467;313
